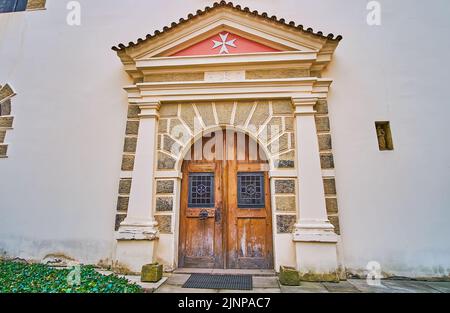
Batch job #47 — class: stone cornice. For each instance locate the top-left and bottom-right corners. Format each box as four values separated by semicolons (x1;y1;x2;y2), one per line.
136;51;317;75
124;78;332;103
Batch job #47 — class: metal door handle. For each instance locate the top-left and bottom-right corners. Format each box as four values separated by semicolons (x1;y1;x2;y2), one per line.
199;209;209;220
215;206;222;223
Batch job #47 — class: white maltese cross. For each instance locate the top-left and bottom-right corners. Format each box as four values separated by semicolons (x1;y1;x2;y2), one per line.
212;33;237;54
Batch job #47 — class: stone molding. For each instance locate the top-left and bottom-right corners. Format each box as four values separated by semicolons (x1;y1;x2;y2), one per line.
26;0;46;11
0;84;16;158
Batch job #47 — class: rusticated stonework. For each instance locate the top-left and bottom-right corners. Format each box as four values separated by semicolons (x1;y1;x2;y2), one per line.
274;178;297;232
155;197;173;212
26;0;46;10
156;100;296;170
315;100;341;235
275;180;296;194
276;215;296;234
0;84;16;158
156;180;175;194
155;215;172;234
114;104;141;230
246;68;309;80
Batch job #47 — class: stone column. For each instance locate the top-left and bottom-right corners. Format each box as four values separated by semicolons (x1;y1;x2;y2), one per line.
292;97;339;281
115;101;160;273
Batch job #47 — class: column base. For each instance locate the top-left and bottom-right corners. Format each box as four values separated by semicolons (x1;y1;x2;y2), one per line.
114;220;159;274
114;239;158;274
116;218;159;240
293;220;339;282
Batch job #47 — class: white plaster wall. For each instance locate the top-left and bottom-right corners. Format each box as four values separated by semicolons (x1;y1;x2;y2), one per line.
0;0;449;276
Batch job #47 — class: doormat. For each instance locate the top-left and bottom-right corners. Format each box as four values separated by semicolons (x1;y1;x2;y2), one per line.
182;274;253;290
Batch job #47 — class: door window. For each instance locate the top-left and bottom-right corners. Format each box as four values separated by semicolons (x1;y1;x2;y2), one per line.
237;172;265;208
188;173;215;208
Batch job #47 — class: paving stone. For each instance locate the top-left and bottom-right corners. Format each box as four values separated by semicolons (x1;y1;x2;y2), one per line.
125;275;168;292
323;281;361;293
347;279;400;293
424;281;450;293
156;286;219;293
165;274;191;286
280;282;328;293
253;276;280;288
382;280;441;293
219;288;281;293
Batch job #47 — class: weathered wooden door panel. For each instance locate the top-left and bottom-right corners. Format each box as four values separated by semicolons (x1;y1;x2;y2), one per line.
179;129;273;269
179;160;223;269
227;167;273;269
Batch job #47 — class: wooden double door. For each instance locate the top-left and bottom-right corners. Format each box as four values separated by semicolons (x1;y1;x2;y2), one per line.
178;130;274;269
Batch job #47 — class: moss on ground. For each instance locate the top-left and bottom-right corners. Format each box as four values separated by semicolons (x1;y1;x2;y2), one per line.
0;260;143;293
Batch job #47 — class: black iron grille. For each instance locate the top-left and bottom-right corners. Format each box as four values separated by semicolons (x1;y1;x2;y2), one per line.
188;173;214;208
237;172;265;208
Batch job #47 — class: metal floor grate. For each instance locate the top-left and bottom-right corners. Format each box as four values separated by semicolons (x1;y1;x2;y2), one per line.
182;274;253;290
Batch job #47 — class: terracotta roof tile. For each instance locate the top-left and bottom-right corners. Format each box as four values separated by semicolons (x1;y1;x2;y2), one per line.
112;1;342;51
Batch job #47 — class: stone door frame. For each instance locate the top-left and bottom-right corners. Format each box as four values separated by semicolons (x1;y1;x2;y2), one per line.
114;79;339;275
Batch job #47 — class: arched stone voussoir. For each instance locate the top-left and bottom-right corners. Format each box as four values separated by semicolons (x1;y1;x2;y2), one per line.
0;84;16;103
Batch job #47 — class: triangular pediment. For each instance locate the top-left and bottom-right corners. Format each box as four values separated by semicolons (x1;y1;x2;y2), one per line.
113;1;342;80
170;31;282;57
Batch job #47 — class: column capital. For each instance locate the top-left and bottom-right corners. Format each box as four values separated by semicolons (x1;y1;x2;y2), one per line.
138;101;161;119
291;97;318;116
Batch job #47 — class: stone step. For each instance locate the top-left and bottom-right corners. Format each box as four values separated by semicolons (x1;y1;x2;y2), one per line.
173;268;277;277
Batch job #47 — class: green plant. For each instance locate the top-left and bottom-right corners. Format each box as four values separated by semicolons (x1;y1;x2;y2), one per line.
0;261;143;293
